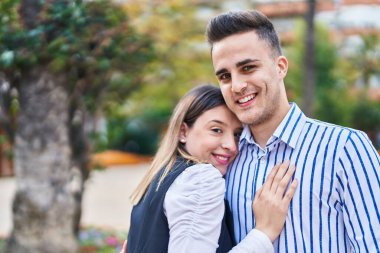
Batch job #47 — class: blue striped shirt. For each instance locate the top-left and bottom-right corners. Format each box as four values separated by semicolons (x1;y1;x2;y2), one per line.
226;103;380;252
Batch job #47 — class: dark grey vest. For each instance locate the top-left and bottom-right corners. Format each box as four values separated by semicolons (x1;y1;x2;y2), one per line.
127;157;235;253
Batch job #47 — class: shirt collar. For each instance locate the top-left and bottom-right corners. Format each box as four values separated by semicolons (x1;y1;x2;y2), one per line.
272;103;307;149
240;124;255;145
239;103;307;149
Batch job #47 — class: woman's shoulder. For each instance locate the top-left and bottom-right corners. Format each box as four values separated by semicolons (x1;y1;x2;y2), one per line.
168;163;225;197
179;163;223;184
164;163;226;217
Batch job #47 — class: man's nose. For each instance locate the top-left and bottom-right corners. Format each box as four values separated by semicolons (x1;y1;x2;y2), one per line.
231;75;247;94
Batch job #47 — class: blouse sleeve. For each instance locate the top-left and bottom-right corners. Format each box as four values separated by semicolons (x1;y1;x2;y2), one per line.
228;229;274;253
164;163;226;253
164;163;274;253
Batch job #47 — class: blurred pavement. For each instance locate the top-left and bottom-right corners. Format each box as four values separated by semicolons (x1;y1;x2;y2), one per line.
0;163;149;237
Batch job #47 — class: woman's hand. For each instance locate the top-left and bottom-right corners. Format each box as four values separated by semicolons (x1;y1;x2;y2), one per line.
119;240;127;253
253;161;298;242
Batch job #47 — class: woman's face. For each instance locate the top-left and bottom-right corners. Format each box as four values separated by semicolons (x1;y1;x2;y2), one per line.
180;105;242;175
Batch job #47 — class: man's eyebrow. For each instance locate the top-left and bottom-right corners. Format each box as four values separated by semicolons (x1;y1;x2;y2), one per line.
236;58;258;68
215;58;259;76
215;68;227;76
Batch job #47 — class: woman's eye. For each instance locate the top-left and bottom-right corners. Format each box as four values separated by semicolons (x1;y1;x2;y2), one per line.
234;131;242;139
212;128;222;134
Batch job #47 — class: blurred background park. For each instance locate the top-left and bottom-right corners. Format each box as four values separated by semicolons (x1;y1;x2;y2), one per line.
0;0;379;252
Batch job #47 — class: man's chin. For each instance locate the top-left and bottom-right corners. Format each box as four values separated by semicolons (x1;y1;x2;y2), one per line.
236;110;259;125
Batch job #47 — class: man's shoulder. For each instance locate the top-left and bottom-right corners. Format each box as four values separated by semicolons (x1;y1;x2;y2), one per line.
307;118;358;133
306;117;367;143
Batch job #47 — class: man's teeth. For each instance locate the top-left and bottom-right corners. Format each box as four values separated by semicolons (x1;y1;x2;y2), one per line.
216;155;228;161
239;94;255;103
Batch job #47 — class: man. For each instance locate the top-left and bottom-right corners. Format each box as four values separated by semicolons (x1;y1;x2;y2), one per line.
206;10;380;252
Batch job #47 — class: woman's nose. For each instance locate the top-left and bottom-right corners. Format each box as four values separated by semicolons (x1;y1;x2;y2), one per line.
222;134;238;154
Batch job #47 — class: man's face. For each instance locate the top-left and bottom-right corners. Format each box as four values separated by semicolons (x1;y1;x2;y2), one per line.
211;31;288;127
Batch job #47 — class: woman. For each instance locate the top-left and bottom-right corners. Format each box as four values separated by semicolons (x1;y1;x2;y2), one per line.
123;84;298;253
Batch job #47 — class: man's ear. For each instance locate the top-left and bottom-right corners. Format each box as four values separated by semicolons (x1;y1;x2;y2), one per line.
179;123;189;143
276;55;288;79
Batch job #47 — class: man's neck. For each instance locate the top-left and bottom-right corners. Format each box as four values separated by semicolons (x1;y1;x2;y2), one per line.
249;103;291;149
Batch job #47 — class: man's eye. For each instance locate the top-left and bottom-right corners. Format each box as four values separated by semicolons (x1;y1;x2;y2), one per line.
219;73;230;81
242;65;254;71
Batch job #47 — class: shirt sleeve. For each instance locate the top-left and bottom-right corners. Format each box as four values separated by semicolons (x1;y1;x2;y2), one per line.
336;131;380;252
164;163;226;253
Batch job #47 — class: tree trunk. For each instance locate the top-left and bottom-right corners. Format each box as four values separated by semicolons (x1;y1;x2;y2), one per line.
68;100;90;236
4;67;82;253
303;0;316;117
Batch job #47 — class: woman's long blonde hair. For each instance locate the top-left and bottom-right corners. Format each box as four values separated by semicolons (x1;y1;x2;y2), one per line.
130;84;226;204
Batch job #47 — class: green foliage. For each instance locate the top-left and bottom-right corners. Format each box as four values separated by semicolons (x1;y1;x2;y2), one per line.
0;0;154;113
95;107;171;155
335;34;380;90
314;86;354;127
94;0;216;154
0;217;127;252
123;0;215;115
351;98;380;133
285;21;380;141
0;0;156;160
80;227;127;253
286;20;338;97
0;134;13;159
285;20;350;125
334;33;380;134
0;0;20;32
0;237;4;250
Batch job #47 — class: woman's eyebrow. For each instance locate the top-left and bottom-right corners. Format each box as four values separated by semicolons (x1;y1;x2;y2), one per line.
208;119;226;125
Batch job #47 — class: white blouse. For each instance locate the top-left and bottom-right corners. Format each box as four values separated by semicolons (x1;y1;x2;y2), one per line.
163;163;274;253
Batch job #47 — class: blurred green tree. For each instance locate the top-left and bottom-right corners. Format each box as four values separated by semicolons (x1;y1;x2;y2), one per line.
285;21;354;126
335;33;380;141
99;0;215;154
286;22;380;144
303;0;316;117
337;34;380;88
0;0;153;252
352;99;380;134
